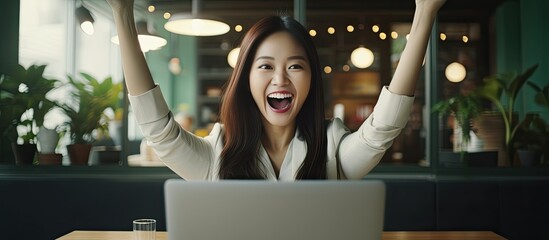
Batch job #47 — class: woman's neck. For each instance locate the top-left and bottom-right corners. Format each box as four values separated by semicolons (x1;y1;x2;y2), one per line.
261;121;296;176
261;122;296;151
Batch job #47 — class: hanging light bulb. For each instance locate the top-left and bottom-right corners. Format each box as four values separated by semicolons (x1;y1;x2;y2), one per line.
111;21;167;53
350;46;374;69
227;47;240;68
445;62;467;83
164;0;230;36
75;5;94;35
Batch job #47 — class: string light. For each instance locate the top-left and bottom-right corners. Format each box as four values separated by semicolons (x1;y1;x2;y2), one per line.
379;32;387;40
347;25;354;33
324;66;332;74
342;64;350;72
440;33;447;41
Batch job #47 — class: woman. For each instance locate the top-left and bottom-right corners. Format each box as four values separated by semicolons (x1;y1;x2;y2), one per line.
107;0;446;180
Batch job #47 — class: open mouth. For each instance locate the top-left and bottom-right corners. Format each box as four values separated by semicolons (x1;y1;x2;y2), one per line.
267;92;293;112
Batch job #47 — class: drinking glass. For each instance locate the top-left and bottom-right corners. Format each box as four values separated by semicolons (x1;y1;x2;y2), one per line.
133;219;156;240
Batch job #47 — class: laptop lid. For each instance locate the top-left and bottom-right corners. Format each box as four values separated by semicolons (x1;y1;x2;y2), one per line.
164;180;385;240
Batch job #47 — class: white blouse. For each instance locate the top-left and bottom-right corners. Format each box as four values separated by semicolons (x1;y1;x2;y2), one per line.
128;85;414;181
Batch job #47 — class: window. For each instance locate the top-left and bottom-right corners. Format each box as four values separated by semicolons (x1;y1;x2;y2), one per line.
7;0;548;171
18;0;126;165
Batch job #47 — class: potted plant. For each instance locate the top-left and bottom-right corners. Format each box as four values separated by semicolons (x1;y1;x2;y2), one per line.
0;64;60;165
525;82;549;165
432;93;482;156
59;73;122;165
0;73;27;164
514;113;547;166
432;92;500;166
476;64;539;165
527;81;549;114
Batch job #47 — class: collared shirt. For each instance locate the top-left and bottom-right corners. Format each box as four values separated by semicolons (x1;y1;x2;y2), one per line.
129;85;414;181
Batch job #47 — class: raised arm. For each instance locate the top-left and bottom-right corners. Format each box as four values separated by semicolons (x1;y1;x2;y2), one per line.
388;0;446;96
107;0;156;95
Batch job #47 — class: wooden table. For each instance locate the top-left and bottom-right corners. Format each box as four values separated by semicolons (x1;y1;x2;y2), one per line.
57;230;506;240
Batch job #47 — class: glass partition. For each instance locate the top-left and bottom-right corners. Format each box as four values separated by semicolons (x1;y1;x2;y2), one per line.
7;0;548;171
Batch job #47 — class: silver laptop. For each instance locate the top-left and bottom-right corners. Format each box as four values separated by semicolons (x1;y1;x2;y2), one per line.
164;180;386;240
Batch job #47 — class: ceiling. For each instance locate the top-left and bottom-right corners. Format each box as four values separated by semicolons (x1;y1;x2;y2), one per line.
146;0;506;17
143;0;506;43
86;0;506;64
89;0;506;28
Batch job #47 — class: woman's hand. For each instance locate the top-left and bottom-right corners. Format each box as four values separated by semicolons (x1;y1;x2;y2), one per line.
387;0;446;96
106;0;134;13
416;0;446;13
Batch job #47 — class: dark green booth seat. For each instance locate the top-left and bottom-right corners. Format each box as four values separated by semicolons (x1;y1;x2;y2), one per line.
1;169;548;240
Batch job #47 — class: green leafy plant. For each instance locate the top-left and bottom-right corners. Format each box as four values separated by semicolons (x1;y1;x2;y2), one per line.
524;82;549;164
515;113;547;151
433;94;482;151
0;75;25;141
475;64;538;163
527;81;549;110
59;73;122;144
0;64;59;144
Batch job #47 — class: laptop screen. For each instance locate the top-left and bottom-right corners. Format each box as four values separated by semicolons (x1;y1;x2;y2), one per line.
164;180;385;240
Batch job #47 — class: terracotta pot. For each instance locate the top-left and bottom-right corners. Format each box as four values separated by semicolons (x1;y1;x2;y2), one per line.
38;153;63;165
67;144;92;165
11;142;37;165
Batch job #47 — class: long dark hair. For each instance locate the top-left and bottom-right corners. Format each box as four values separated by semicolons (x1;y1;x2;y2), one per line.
218;16;327;179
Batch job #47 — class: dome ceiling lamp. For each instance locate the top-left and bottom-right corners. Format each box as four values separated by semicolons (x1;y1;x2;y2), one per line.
111;21;167;53
164;0;230;36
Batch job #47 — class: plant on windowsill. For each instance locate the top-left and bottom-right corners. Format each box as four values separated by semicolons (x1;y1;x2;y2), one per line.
59;73;122;165
527;82;549;110
432;92;482;153
514;113;547;166
515;81;549;165
475;64;539;165
432;93;483;163
0;64;60;165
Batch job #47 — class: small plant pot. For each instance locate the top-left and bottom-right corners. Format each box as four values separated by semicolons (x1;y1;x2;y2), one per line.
67;144;92;165
38;153;63;165
517;149;541;167
37;126;60;154
11;142;37;165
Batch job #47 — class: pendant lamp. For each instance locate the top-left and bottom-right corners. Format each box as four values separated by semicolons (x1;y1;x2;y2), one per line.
164;0;230;36
445;62;467;83
111;21;167;53
76;5;95;35
350;46;374;69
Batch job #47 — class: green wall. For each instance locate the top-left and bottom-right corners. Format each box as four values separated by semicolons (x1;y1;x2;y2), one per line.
0;0;19;75
519;0;549;120
146;20;198;119
0;0;19;163
496;0;549;121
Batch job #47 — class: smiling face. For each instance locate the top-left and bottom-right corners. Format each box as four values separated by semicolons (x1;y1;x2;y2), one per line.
249;31;312;129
